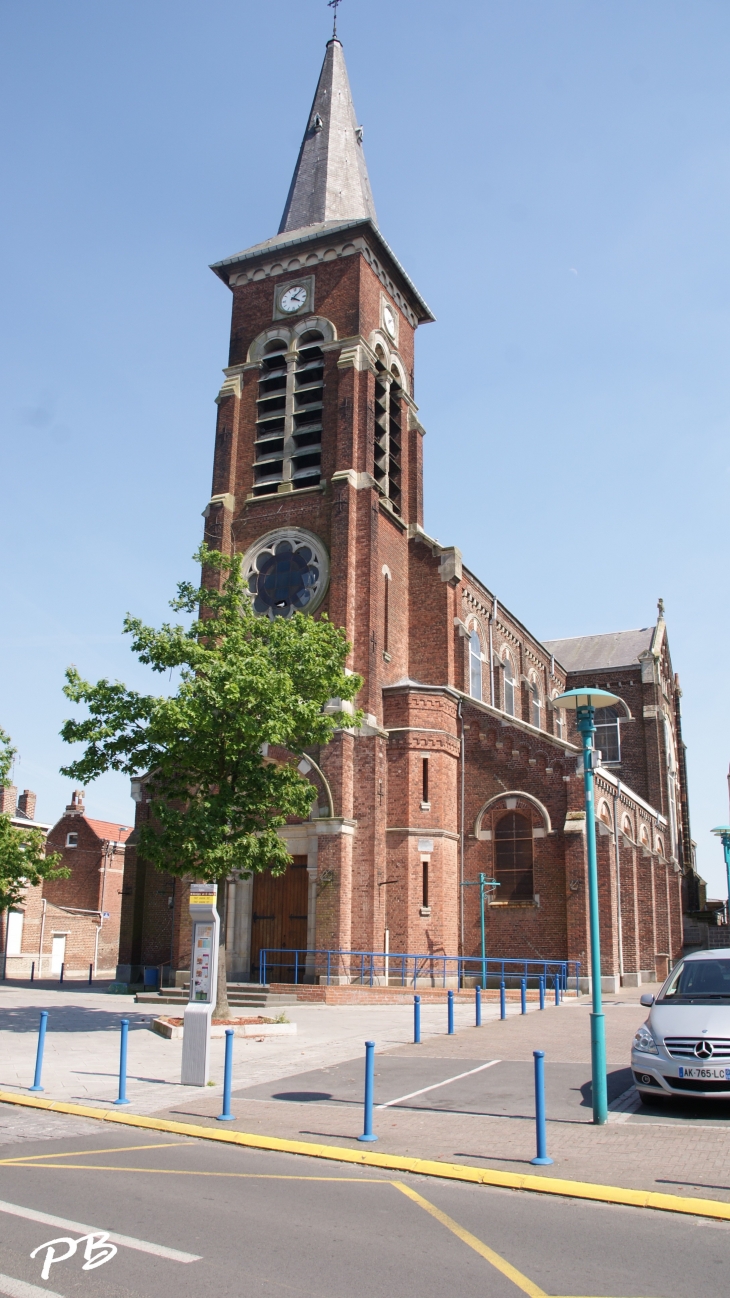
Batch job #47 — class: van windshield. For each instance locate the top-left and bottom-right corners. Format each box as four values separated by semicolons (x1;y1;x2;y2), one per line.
660;959;730;1001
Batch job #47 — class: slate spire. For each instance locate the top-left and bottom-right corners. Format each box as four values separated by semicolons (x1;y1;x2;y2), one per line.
279;38;377;235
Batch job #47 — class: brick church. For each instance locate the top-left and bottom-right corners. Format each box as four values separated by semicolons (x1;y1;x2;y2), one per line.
119;37;699;992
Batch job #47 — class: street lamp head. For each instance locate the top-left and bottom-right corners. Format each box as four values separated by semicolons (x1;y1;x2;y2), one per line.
711;826;730;837
552;687;621;711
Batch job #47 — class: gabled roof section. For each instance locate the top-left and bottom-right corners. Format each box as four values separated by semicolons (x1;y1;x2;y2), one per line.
543;628;655;674
85;818;133;844
279;39;376;235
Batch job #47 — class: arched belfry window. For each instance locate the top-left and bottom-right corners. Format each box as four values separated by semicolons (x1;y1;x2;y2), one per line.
253;331;325;496
494;812;533;901
373;356;402;514
503;655;515;716
469;630;482;701
594;705;621;764
530;679;541;729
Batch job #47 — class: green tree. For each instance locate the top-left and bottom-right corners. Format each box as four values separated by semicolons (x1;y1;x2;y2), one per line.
60;546;362;1015
0;728;67;917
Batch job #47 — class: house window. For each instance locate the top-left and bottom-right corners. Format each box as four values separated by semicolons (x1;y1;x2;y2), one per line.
66;832;78;848
503;656;515;716
594;706;621;763
494;811;534;901
6;910;23;956
373;360;402;514
530;680;541;729
469;630;482;701
252;331;324;496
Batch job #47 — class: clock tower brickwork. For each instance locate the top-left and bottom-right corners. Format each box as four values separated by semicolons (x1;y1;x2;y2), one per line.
118;38;698;993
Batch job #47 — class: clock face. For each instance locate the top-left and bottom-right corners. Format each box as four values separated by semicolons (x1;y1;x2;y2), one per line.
383;303;396;338
280;285;308;314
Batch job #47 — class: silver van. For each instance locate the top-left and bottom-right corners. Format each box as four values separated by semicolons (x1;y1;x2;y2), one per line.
632;948;730;1101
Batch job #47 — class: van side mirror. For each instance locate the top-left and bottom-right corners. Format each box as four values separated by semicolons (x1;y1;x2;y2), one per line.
640;993;655;1007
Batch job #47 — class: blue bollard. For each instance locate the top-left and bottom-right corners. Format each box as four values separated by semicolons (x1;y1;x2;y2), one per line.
217;1028;235;1121
530;1050;553;1165
114;1019;131;1105
447;988;454;1034
554;974;560;1006
521;977;527;1015
475;985;482;1027
358;1041;378;1142
539;975;545;1010
413;995;421;1044
29;1011;48;1092
500;979;506;1020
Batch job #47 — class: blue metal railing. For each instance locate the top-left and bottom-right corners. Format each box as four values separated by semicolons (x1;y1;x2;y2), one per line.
258;948;580;995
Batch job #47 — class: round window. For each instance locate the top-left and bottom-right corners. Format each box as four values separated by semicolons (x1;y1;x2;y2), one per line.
243;528;329;619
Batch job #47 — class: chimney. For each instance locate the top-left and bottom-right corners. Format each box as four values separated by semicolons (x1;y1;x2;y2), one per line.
66;789;85;816
18;790;37;820
0;785;18;815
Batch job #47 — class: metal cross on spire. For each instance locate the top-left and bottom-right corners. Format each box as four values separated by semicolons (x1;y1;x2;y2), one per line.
328;0;343;39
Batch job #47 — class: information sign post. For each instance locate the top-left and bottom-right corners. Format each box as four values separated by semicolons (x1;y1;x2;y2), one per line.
181;883;220;1086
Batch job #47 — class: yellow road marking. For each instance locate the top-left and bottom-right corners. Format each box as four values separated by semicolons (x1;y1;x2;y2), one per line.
0;1142;186;1163
4;1163;387;1180
0;1090;727;1222
393;1180;548;1298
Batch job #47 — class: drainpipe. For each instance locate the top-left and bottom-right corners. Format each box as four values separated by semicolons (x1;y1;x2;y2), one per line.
38;897;47;978
96;840;112;977
458;697;465;954
612;781;624;982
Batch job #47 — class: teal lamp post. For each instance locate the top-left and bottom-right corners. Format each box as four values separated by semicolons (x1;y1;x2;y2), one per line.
711;826;730;925
462;873;499;988
553;686;621;1126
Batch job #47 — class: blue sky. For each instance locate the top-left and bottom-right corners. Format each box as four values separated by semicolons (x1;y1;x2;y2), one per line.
1;1;729;893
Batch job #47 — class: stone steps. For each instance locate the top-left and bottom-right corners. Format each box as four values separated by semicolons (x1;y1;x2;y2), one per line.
135;982;298;1008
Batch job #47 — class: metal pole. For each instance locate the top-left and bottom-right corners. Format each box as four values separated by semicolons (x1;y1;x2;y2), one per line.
530;1050;553;1166
114;1019;131;1106
88;963;93;986
29;1011;48;1092
577;703;607;1124
500;979;506;1020
539;975;545;1010
217;1028;235;1121
554;973;560;1006
521;976;527;1015
479;873;486;989
358;1041;378;1142
475;985;482;1027
30;961;35;983
447;988;454;1034
414;995;421;1044
59;963;64;986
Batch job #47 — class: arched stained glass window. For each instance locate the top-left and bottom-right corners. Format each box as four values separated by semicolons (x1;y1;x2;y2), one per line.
469;630;482;701
503;656;515;717
494;812;533;901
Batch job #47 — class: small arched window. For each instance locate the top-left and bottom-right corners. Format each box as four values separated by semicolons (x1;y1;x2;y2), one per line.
622;816;634;840
594;705;621;764
656;836;665;858
469;630;482;701
494;812;534;901
552;694;564;740
530;680;541;729
503;656;515;717
640;824;650;846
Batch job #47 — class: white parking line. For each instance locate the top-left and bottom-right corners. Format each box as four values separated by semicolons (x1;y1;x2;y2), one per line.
375;1060;501;1109
0;1274;64;1298
0;1201;200;1264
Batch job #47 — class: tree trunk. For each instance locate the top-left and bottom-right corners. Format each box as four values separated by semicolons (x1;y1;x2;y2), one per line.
214;878;230;1019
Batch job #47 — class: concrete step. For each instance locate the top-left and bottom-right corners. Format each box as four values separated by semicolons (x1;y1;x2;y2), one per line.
134;985;298;1008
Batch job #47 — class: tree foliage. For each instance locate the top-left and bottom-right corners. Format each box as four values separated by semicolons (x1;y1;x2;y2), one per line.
0;727;67;912
60;547;363;884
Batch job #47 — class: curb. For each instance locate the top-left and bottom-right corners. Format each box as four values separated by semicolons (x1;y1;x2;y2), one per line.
1;1089;728;1222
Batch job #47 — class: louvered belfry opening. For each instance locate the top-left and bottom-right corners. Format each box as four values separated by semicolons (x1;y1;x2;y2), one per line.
292;330;324;490
252;331;324;497
373;357;402;514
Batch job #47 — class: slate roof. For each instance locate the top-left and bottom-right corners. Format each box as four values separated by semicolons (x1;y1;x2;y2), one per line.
542;628;655;673
279;38;377;235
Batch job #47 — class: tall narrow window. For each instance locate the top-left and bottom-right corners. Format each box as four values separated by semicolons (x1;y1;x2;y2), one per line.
469;630;482;701
422;757;429;805
422;861;429;908
530;680;541;729
553;696;564;740
494;812;533;901
252;332;324;497
373;360;402;514
503;656;515;716
383;572;390;653
594;705;620;763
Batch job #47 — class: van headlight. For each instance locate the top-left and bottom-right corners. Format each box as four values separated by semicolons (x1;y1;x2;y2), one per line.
633;1024;659;1055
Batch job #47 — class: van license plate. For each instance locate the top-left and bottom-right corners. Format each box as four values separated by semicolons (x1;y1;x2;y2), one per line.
678;1066;730;1080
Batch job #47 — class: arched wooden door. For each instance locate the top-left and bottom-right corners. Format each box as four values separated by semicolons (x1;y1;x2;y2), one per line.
251;856;309;983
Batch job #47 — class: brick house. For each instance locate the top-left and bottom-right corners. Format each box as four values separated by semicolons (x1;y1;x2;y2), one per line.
118;37;700;992
0;789;131;980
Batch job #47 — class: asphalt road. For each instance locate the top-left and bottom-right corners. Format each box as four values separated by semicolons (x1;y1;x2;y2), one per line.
237;1055;635;1121
0;1111;727;1298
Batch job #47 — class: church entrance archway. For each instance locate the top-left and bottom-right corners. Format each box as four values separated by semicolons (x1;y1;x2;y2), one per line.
251;856;308;984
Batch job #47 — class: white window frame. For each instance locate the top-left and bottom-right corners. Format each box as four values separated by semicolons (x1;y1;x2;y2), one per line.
469;629;482;701
503;654;515;717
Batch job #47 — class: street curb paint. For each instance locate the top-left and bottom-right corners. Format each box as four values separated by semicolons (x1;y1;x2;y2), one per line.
1;1089;728;1222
